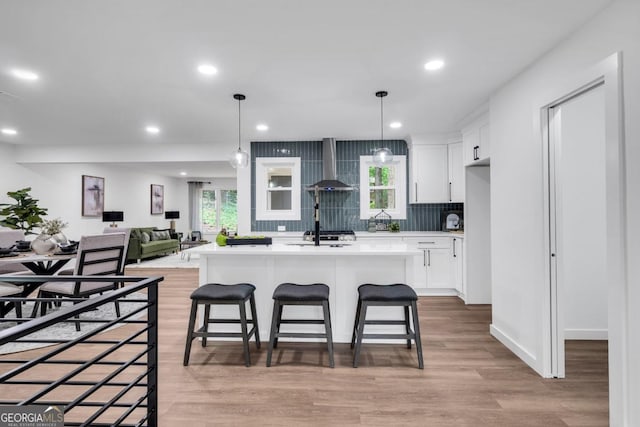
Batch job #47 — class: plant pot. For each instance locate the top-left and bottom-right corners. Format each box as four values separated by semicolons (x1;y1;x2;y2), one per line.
30;233;58;255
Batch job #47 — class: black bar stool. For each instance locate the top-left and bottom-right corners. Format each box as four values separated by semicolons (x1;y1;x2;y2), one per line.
351;283;424;369
266;283;334;368
184;283;260;367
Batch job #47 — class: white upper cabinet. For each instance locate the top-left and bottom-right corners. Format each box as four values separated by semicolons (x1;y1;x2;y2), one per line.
409;144;448;203
447;142;464;202
462;113;491;166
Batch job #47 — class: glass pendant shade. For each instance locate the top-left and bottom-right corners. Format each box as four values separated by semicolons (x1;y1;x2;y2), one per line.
373;90;393;166
230;147;250;169
373;147;393;166
228;93;249;169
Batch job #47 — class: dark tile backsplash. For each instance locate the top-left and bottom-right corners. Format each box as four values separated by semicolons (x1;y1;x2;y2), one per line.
251;140;463;232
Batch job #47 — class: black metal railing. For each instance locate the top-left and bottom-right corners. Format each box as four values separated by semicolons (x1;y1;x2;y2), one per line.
0;274;162;427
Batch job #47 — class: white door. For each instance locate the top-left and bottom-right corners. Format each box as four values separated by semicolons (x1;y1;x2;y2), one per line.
548;83;606;378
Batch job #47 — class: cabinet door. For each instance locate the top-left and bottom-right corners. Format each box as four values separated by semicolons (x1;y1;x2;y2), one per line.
411;145;448;203
411;251;428;289
463;129;479;166
447;142;464;202
426;248;454;288
478;123;490;161
452;238;464;292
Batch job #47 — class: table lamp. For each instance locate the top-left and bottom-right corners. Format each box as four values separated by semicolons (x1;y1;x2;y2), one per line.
165;211;180;230
102;211;124;228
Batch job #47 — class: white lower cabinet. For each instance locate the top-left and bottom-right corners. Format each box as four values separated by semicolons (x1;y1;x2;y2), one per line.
405;237;457;294
452;237;464;293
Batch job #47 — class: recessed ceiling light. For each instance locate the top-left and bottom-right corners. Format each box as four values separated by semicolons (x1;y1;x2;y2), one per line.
197;64;218;76
256;124;269;131
180;171;187;176
424;59;445;71
389;122;402;129
1;128;18;135
145;126;160;134
11;69;39;81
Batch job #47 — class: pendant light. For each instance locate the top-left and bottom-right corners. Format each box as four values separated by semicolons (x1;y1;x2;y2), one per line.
229;93;249;168
373;90;393;167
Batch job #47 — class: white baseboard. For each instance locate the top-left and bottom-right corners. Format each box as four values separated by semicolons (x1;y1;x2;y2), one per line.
415;288;458;297
490;324;543;376
564;329;608;340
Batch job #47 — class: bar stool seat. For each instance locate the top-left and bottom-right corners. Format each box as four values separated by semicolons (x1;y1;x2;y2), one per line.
351;283;424;369
266;283;334;368
184;283;260;367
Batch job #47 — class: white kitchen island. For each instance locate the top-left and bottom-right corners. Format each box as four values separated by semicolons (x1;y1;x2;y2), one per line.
191;242;421;343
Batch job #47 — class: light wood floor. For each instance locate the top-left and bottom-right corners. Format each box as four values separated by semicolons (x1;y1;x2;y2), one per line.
2;268;609;426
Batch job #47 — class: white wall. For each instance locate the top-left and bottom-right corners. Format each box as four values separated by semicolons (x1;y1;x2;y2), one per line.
488;0;639;424
465;165;491;304
0;148;189;240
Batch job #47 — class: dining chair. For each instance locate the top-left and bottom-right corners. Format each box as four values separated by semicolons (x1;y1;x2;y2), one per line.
0;229;29;275
103;227;131;283
36;233;126;331
0;282;23;319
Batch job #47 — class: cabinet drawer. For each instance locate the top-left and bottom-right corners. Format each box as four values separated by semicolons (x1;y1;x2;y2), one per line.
406;237;451;249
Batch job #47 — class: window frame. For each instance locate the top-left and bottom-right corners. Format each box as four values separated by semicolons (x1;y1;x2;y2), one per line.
359;155;407;220
255;157;301;220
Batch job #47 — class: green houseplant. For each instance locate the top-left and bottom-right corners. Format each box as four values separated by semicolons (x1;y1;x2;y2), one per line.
0;187;48;235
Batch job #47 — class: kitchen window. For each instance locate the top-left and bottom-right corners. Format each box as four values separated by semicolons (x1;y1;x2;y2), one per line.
359;155;407;219
255;157;301;220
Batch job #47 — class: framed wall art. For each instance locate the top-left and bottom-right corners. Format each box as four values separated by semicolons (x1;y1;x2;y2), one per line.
82;175;105;217
150;184;164;214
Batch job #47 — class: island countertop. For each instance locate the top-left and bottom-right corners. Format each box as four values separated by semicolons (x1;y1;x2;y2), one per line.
192;241;421;343
190;241;422;256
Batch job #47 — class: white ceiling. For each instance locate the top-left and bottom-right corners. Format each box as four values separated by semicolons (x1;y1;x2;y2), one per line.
0;0;612;178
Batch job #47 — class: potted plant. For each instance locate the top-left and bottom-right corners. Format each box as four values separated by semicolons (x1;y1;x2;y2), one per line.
31;217;69;255
389;221;400;232
0;187;48;235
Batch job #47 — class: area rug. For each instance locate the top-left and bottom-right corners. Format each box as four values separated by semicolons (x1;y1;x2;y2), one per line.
0;292;147;355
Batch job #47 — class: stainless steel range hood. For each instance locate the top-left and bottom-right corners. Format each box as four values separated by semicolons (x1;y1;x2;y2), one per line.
306;138;353;191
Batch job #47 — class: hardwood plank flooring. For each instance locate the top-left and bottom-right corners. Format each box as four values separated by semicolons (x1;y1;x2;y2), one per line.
1;268;609;426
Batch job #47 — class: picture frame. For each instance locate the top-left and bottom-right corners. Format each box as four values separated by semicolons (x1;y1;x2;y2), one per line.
150;184;164;215
82;175;105;217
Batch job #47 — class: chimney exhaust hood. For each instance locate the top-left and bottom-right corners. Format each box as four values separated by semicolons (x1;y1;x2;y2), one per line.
306;138;353;191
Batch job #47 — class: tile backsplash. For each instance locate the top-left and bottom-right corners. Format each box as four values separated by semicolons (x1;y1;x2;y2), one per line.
251;140;463;232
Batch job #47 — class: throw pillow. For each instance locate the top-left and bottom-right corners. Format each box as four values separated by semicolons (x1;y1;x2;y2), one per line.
150;230;170;241
141;232;151;243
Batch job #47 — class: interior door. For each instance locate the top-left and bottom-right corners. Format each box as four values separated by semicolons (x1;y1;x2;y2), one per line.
548;82;606;378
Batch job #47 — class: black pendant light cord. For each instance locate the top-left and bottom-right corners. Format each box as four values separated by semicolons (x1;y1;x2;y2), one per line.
233;94;245;151
380;94;384;142
375;91;387;143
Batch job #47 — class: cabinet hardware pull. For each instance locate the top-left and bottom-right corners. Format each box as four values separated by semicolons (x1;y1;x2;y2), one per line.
415;182;418;202
419;241;435;244
452;239;457;258
423;249;426;266
473;146;479;161
449;182;452;202
427;249;431;267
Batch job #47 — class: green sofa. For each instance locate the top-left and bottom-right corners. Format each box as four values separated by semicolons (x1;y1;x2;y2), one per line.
127;227;180;263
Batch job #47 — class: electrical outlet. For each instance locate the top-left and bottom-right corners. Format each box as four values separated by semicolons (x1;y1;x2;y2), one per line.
277;225;286;231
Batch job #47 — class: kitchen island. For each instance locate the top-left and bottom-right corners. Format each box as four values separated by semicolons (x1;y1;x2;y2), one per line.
191;242;421;343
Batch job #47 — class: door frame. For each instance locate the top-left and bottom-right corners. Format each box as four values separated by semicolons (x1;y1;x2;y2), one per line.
538;52;627;424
